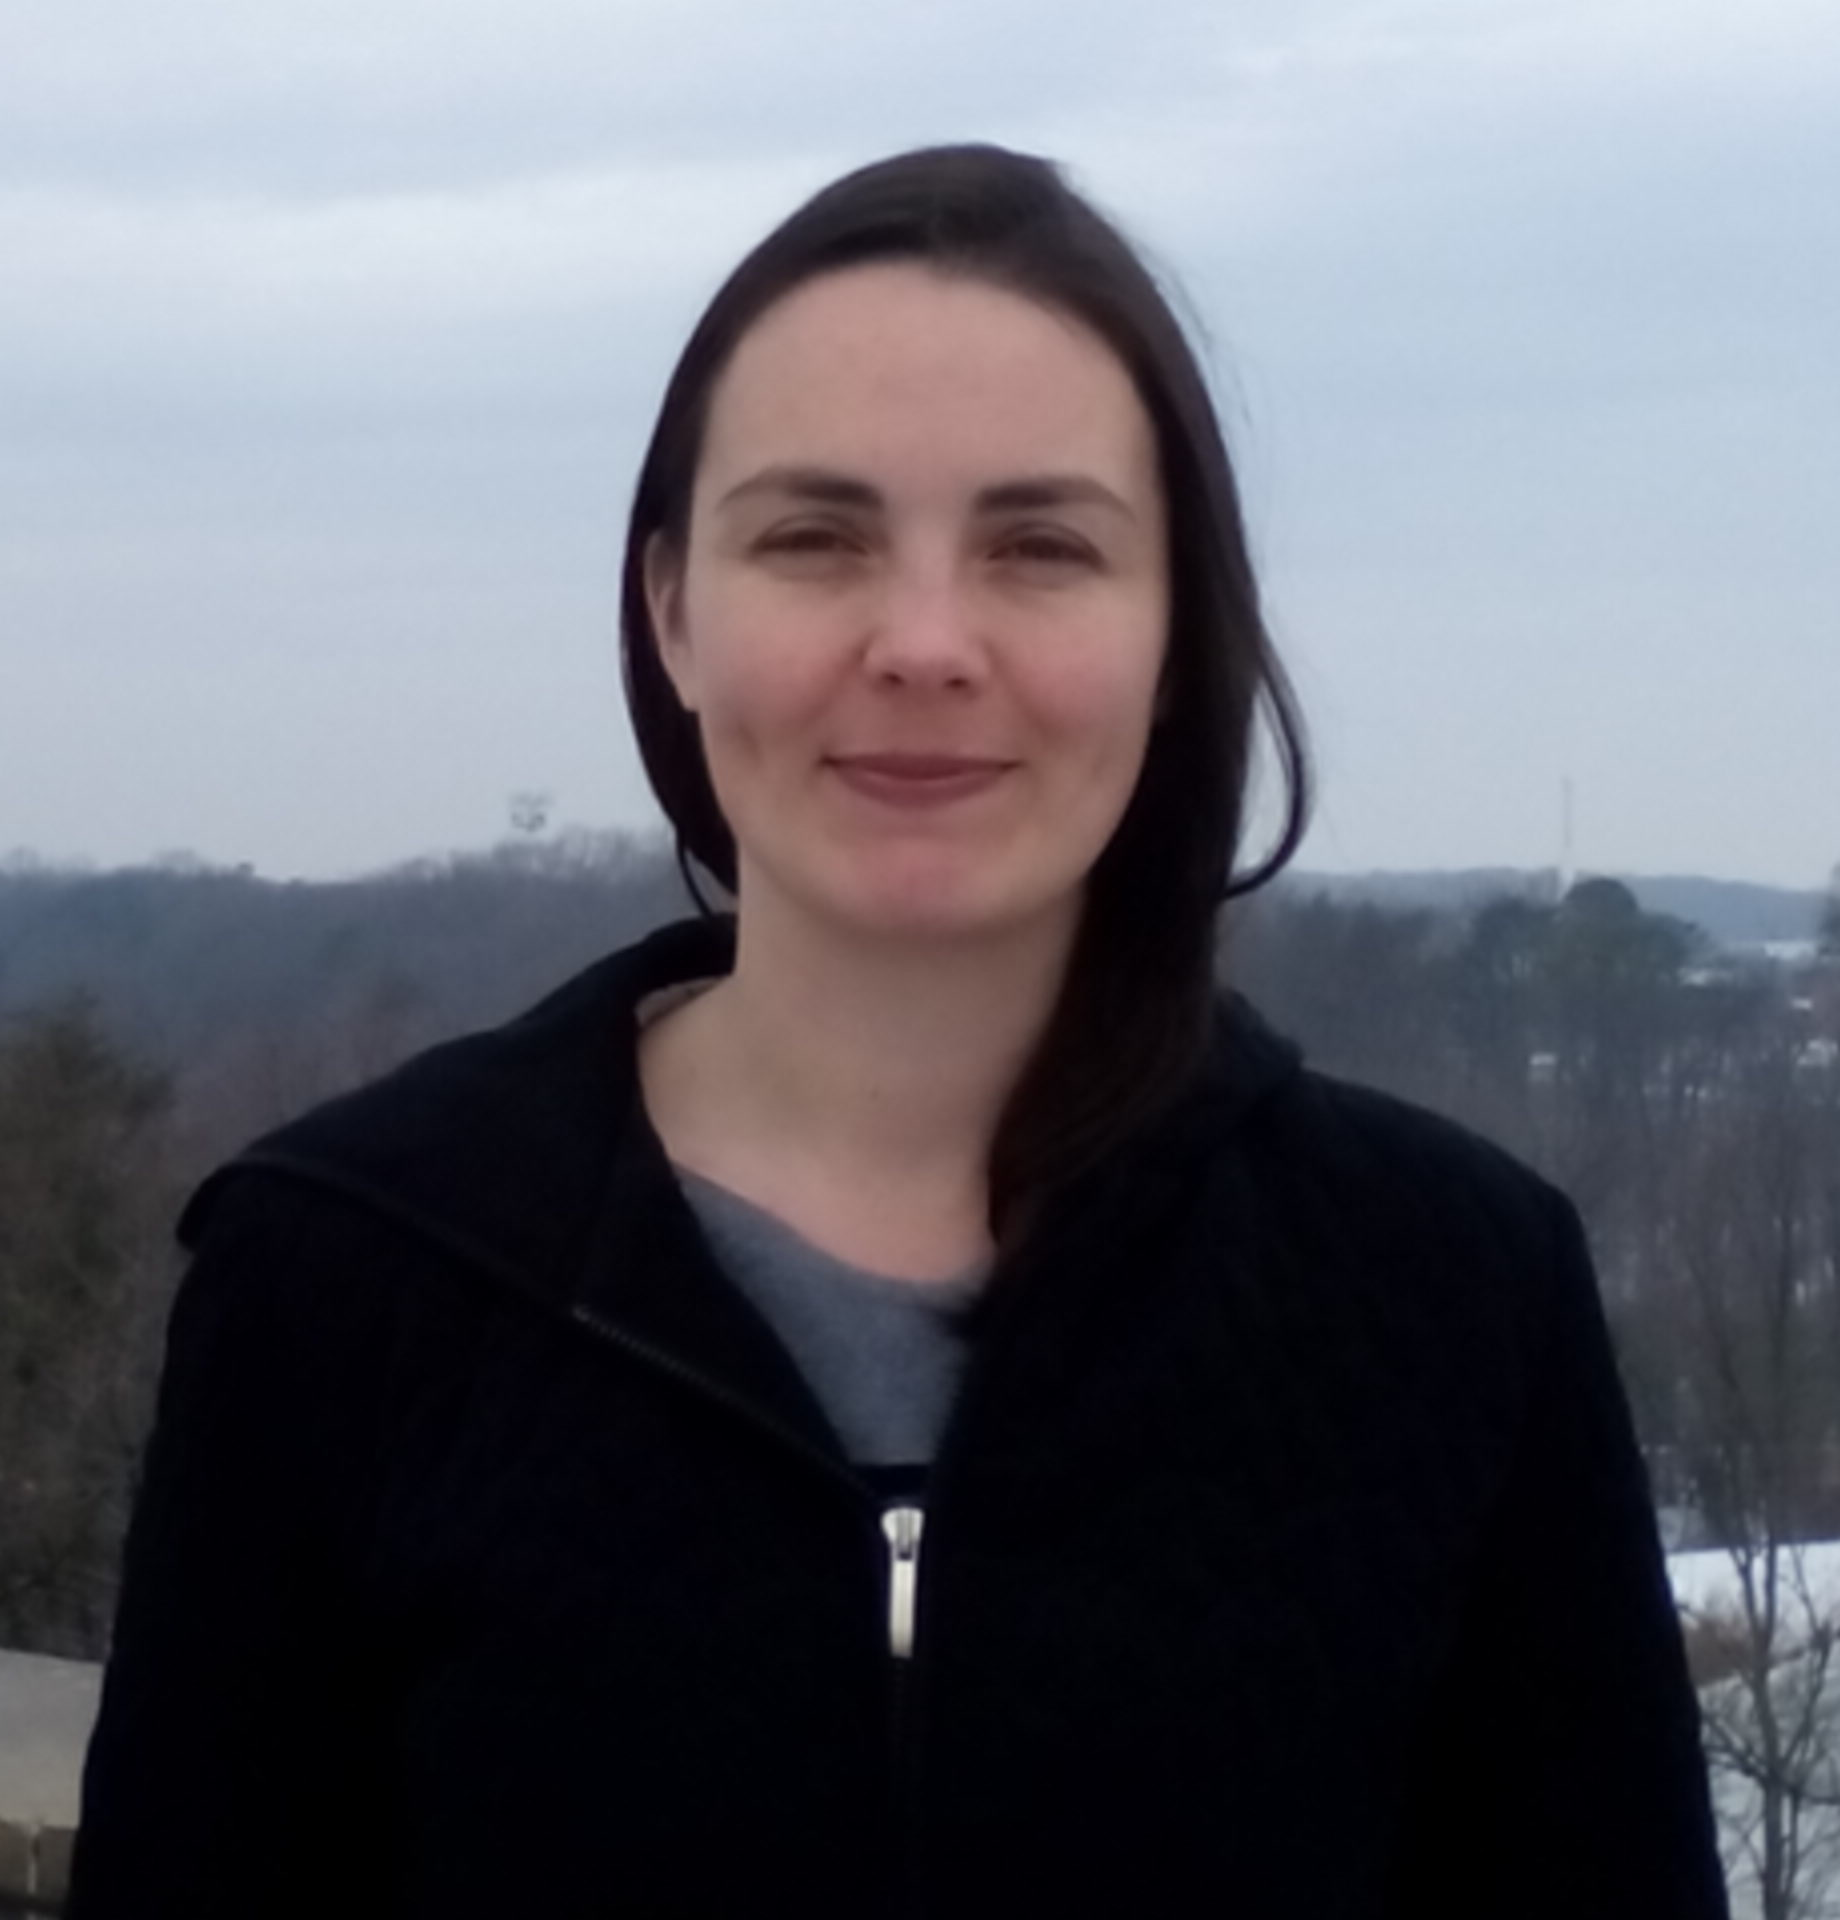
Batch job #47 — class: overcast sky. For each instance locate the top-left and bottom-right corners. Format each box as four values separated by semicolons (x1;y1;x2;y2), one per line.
3;0;1835;888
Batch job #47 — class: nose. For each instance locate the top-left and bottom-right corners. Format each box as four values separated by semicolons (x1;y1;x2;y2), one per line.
860;558;988;692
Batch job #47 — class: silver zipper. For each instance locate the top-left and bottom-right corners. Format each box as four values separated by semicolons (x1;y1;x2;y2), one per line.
881;1504;926;1660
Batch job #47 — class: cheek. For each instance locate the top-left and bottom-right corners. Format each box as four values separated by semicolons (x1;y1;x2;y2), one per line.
1029;643;1165;773
700;660;828;758
676;587;820;747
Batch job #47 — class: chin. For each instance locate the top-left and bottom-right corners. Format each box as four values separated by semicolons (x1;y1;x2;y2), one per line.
735;831;1091;950
810;861;1082;949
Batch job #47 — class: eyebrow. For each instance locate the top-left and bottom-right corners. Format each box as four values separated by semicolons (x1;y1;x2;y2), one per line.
974;475;1137;520
714;464;1139;521
716;465;879;511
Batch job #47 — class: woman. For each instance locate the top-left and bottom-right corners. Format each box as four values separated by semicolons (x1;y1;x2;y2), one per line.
70;146;1727;1917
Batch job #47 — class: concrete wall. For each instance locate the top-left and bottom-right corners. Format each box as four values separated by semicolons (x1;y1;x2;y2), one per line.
0;1650;101;1916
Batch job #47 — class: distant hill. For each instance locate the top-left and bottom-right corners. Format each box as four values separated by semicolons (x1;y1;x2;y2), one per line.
0;837;692;1073
1;848;1824;1091
1289;869;1827;951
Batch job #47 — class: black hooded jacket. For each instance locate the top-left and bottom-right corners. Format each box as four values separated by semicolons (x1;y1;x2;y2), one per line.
69;916;1727;1919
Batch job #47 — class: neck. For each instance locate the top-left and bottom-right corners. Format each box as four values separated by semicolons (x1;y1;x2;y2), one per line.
646;886;1077;1222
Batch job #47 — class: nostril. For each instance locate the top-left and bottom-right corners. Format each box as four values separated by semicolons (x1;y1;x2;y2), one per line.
869;656;979;691
861;611;988;686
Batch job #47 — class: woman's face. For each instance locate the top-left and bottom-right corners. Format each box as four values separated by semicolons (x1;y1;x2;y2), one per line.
647;262;1169;949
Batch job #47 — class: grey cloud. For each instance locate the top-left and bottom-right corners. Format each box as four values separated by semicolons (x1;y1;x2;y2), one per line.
4;0;1837;882
0;0;1215;198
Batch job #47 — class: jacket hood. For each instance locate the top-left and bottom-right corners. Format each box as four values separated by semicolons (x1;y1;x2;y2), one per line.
180;914;1304;1316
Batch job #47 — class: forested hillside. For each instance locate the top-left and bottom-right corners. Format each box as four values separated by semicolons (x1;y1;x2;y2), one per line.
0;834;690;1099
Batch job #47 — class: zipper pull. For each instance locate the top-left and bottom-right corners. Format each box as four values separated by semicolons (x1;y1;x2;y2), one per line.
881;1504;926;1660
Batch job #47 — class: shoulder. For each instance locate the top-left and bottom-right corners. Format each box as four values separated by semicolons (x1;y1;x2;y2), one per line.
178;914;737;1308
1200;996;1590;1360
1165;1006;1631;1535
1279;1063;1567;1237
1210;992;1568;1225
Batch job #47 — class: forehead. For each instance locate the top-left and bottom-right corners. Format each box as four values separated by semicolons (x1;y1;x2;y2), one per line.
695;264;1159;499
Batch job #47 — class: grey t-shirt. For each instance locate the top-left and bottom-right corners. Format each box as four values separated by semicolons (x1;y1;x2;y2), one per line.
676;1169;985;1467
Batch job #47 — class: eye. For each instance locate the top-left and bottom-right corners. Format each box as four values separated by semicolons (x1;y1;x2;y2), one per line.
992;527;1102;574
753;520;864;562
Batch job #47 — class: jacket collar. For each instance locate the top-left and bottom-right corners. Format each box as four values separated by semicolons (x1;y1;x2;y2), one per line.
183;915;851;1463
182;914;1303;1459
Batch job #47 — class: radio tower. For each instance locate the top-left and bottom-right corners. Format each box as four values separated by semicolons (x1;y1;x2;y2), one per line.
1557;776;1576;903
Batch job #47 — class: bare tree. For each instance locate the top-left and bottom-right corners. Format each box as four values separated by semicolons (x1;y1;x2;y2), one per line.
0;999;175;1656
1691;1547;1840;1920
1672;1029;1840;1919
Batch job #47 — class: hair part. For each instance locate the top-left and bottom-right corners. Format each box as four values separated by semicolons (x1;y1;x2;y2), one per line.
619;143;1309;1247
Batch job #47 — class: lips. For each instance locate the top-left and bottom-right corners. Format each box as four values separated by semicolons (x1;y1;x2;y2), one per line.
827;753;1016;806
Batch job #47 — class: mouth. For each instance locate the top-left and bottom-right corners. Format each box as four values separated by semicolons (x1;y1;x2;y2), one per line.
825;753;1016;807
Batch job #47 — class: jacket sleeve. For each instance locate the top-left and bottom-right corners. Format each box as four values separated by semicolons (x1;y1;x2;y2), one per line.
1383;1187;1730;1918
66;1181;396;1920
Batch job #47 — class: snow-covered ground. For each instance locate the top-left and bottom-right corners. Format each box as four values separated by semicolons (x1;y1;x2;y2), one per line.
1670;1541;1840;1622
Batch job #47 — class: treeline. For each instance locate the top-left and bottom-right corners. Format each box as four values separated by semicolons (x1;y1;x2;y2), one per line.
2;849;1838;1662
